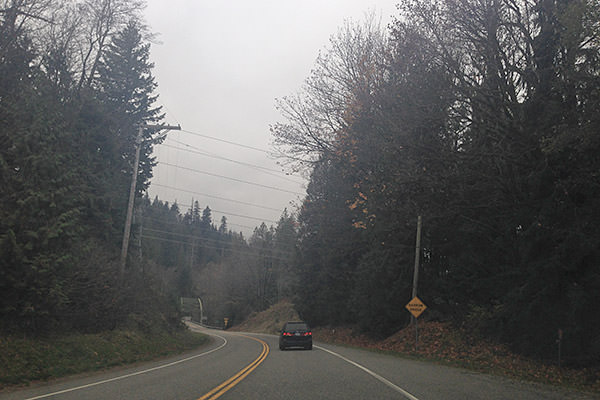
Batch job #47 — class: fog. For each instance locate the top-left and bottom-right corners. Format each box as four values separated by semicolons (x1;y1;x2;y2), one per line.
144;1;397;236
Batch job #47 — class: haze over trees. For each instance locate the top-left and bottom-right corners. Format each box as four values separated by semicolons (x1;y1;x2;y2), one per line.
139;197;298;326
273;0;600;365
0;0;177;333
0;0;300;334
2;0;599;370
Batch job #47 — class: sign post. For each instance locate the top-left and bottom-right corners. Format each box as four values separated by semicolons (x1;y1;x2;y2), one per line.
406;296;427;350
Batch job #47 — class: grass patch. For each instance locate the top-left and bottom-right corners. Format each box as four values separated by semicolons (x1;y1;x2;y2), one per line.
0;329;208;388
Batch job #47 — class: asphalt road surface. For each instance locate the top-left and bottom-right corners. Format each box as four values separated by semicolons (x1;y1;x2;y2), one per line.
1;323;597;400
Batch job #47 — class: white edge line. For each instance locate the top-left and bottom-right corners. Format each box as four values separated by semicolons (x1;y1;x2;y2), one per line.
24;333;228;400
195;331;420;400
315;345;421;400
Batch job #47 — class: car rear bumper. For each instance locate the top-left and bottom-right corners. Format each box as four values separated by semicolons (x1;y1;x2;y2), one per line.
280;337;312;348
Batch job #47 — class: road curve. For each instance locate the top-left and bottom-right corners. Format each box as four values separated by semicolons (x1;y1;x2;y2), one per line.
0;325;265;400
1;323;596;400
219;330;596;400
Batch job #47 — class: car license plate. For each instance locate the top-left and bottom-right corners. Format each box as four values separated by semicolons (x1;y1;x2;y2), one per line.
295;332;301;336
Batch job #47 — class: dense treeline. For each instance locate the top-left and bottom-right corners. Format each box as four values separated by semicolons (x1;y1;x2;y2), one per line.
0;0;300;337
0;0;299;335
4;0;599;368
139;196;298;326
273;0;600;364
0;0;174;334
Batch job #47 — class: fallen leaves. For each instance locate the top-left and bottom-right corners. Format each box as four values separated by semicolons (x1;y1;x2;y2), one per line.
313;321;600;393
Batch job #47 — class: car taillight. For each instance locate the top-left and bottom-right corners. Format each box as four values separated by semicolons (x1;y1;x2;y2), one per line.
303;332;312;336
283;332;293;336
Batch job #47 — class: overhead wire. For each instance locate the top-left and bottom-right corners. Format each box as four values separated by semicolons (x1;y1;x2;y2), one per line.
158;162;304;196
143;201;281;224
143;214;244;232
165;139;288;175
151;183;283;212
150;126;306;238
180;129;270;153
141;215;300;241
142;227;295;256
210;208;279;223
140;235;296;262
160;140;304;184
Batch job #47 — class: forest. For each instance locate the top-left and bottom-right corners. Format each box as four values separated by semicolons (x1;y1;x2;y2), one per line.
0;0;173;334
1;0;599;368
0;0;297;336
272;0;600;365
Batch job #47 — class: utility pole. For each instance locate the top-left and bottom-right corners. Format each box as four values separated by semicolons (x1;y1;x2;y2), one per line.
411;215;423;300
120;123;181;276
411;215;423;350
138;206;143;266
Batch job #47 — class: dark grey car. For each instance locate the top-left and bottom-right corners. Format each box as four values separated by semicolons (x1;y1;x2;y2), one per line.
279;321;312;350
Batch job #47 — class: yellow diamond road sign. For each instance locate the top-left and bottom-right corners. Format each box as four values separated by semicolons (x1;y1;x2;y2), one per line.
406;296;427;318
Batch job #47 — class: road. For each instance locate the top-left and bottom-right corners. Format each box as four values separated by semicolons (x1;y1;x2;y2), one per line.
1;323;596;400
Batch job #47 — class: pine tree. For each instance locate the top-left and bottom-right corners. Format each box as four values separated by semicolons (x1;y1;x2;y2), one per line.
201;206;213;231
94;19;164;197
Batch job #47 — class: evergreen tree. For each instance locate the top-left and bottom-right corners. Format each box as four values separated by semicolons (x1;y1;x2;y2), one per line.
273;0;600;363
0;0;184;335
218;216;228;234
201;206;213;230
272;210;297;300
192;201;201;225
248;223;276;310
94;19;164;197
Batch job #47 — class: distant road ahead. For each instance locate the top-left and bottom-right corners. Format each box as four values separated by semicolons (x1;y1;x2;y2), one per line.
1;323;596;400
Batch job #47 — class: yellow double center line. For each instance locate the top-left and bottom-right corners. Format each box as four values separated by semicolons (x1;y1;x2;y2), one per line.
198;335;269;400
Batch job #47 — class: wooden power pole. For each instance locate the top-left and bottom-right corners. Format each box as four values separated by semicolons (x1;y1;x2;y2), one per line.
120;124;181;276
411;215;423;350
411;215;423;300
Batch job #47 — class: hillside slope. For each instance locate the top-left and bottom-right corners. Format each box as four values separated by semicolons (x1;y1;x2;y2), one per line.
231;300;300;335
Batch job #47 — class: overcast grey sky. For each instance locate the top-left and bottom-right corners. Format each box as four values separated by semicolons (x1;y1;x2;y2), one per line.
144;1;398;236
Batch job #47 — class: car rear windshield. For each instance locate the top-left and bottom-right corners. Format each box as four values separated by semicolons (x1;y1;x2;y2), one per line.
285;322;308;331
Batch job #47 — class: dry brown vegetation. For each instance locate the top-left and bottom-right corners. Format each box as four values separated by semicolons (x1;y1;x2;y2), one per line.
230;300;300;335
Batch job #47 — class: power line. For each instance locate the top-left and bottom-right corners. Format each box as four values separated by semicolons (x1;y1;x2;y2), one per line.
142;215;300;241
141;235;295;262
144;228;225;246
143;228;243;249
145;200;281;224
158;161;305;196
161;141;275;174
142;227;295;257
151;183;283;212
160;140;304;184
145;214;259;232
181;129;270;153
223;221;265;231
211;208;279;223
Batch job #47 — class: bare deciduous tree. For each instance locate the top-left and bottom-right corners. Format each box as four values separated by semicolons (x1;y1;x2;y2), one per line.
271;13;388;169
